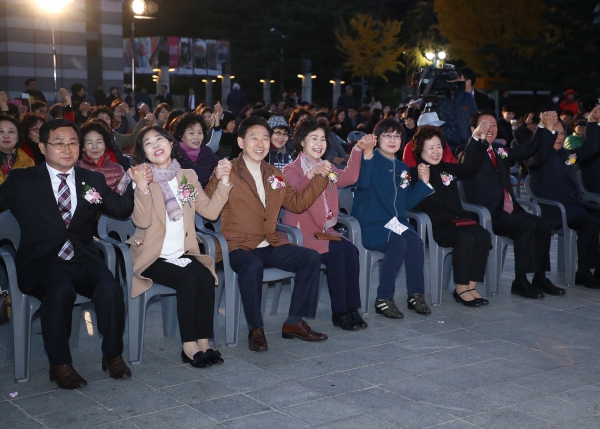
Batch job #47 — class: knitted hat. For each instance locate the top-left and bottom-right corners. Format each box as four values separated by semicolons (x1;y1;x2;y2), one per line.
267;115;292;132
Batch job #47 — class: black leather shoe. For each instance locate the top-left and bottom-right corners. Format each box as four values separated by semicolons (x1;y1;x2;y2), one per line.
206;349;224;364
532;277;566;295
181;349;212;368
332;312;359;331
49;364;87;389
511;279;544;299
453;289;480;307
102;355;132;379
350;309;368;329
468;289;489;305
595;269;600;279
576;271;600;289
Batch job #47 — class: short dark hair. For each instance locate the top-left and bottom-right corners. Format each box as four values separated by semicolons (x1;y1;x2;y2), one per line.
0;114;23;146
49;103;63;119
79;119;112;151
470;110;498;128
25;78;36;86
413;125;445;158
133;125;180;165
154;102;172;119
502;104;515;113
560;109;574;118
308;103;317;111
292;117;330;157
165;109;184;132
160;84;168;90
171;112;208;142
289;107;311;127
373;119;405;144
238;116;271;139
90;106;114;123
32;101;48;111
251;108;272;121
315;112;329;120
39;119;79;145
71;83;85;95
460;67;477;86
20;112;47;140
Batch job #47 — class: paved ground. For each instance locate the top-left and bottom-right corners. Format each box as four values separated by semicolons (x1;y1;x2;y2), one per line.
1;237;600;429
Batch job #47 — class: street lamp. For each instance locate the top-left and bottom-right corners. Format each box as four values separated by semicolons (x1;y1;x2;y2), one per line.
35;0;74;103
130;1;158;97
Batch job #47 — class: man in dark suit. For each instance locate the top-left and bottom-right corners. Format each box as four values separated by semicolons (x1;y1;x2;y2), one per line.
184;87;200;112
0;119;150;389
460;67;494;111
460;111;565;298
527;107;600;287
156;84;173;108
578;110;600;194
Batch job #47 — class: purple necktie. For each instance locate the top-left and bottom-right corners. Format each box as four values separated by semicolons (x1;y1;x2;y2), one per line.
57;173;74;260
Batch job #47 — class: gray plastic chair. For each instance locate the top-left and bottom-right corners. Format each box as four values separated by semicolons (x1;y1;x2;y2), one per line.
347;131;366;143
97;215;224;363
0;212;116;382
524;176;577;286
576;170;600;206
195;214;298;347
338;187;354;215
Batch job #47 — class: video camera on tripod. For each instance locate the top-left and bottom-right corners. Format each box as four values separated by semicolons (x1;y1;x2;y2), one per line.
411;64;465;105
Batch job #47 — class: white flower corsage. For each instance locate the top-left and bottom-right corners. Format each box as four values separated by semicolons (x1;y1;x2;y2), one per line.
399;170;410;189
441;172;454;186
496;148;508;159
82;182;102;204
268;175;286;190
177;174;198;208
565;154;577;166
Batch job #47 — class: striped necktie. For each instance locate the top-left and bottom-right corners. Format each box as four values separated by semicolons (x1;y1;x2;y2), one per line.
57;173;74;260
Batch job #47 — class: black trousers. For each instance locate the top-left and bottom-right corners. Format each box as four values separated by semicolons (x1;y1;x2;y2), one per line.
491;208;552;275
142;256;215;342
539;204;600;273
320;238;361;313
32;259;125;366
229;244;321;328
433;223;491;285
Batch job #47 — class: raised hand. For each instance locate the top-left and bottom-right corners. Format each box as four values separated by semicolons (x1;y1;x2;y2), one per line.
357;134;377;159
128;163;152;193
118;102;129;115
215;158;232;184
80;102;91;116
311;160;333;178
0;91;8;111
59;88;71;106
145;113;156;126
588;106;600;123
539;111;557;131
417;163;430;184
139;103;149;117
473;120;491;140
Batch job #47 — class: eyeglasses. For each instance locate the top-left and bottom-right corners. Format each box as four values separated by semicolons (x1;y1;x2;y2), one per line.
381;133;402;140
47;142;78;151
273;131;289;138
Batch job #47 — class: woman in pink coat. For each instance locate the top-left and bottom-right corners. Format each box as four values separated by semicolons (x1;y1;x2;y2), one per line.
282;117;374;331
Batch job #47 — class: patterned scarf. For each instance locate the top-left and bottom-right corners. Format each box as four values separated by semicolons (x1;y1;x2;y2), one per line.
149;158;184;222
299;152;336;230
0;149;17;177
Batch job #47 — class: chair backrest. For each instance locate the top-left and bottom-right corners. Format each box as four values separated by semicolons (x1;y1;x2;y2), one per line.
195;214;221;232
0;212;21;251
98;216;135;243
347;131;366;143
523;175;534;198
338;187;354;215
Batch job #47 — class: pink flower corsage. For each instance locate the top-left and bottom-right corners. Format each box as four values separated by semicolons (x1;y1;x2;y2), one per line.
82;182;102;204
399;171;410;189
268;175;286;190
565;154;577;166
441;171;454;186
177;175;198;208
496;148;508;159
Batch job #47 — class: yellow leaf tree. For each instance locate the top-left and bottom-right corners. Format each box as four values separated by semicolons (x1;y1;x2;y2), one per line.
335;14;406;83
434;0;546;77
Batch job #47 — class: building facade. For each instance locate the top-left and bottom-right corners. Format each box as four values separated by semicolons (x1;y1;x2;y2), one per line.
0;0;124;103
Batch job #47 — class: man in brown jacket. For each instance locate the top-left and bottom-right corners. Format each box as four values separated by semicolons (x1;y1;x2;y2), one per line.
205;116;331;351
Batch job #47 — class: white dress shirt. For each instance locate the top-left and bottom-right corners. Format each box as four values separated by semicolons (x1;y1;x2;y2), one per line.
46;164;77;215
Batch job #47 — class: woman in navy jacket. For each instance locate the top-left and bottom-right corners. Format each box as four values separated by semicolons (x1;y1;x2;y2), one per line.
352;119;433;318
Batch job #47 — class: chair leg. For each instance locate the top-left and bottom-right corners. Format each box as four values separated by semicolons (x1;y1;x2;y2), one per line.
557;235;565;272
12;304;32;382
260;283;269;318
212;280;224;349
358;251;369;315
442;254;453;292
161;295;178;337
270;282;283;315
226;273;241;347
429;248;442;306
68;305;82;350
127;295;146;364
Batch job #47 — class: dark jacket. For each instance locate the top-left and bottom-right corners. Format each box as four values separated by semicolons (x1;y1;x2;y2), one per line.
459;132;540;217
352;150;433;249
576;123;600;193
473;90;494;111
226;90;246;117
497;118;514;144
178;144;219;189
156;92;174;107
410;137;488;246
0;164;134;293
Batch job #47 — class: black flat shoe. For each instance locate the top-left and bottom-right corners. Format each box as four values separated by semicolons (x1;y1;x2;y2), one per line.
511;279;545;299
332;312;359;331
350;309;368;329
453;289;480;307
206;349;224;364
532;277;566;295
468;289;489;305
181;349;212;368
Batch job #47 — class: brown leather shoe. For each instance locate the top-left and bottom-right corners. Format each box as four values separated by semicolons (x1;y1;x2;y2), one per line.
102;355;132;379
49;364;88;389
282;320;328;342
248;327;268;352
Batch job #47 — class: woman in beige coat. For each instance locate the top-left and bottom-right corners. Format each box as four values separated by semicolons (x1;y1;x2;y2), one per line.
129;125;232;368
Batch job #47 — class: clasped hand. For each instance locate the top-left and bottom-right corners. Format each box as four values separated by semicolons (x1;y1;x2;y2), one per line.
128;164;153;194
215;159;232;184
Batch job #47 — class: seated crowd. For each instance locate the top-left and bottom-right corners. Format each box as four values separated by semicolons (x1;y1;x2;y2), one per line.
0;80;599;392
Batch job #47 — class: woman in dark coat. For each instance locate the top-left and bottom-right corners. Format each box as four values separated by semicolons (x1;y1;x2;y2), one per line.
409;124;491;307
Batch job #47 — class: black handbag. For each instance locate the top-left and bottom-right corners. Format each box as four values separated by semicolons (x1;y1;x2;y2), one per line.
0;290;10;326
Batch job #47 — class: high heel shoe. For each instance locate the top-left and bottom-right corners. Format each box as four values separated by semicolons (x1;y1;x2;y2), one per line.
468;289;489;305
181;349;212;368
453;289;480;307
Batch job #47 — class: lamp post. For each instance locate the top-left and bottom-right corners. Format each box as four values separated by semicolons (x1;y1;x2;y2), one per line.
130;1;158;97
425;51;446;68
270;28;288;92
35;0;74;103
